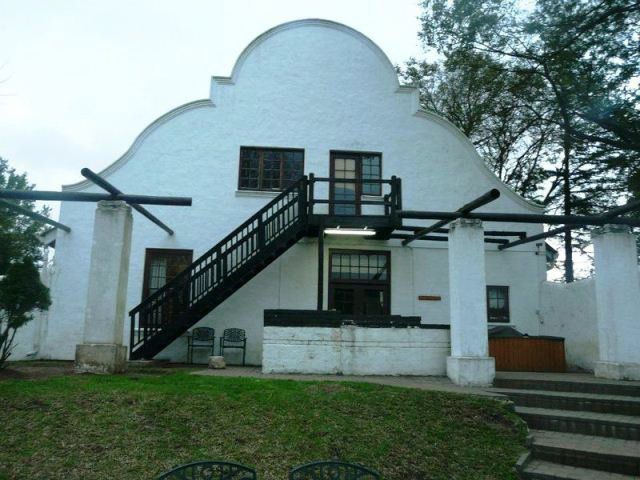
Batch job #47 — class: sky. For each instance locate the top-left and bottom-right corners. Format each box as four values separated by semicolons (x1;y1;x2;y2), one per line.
0;0;426;207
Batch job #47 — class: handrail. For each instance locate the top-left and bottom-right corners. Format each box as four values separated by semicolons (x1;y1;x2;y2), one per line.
130;176;308;354
129;173;403;358
130;177;307;315
307;174;401;218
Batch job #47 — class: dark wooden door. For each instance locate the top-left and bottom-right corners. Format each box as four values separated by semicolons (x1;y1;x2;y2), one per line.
330;285;389;315
142;249;193;325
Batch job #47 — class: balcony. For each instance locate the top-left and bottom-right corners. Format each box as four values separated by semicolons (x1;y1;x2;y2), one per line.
305;174;402;239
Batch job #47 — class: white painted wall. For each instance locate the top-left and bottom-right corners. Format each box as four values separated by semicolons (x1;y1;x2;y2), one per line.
534;264;640;373
39;19;546;364
539;280;598;371
263;325;450;376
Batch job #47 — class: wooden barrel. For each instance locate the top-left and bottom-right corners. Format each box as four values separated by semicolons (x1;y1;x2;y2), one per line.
489;336;566;372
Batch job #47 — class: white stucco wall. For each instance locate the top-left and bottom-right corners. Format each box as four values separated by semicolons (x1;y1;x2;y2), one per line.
39;19;546;364
539;269;640;372
539;280;598;371
263;325;450;376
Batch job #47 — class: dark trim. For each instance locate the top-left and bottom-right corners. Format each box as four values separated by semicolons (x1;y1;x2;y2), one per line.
237;146;305;192
264;309;421;328
317;223;324;310
418;324;451;329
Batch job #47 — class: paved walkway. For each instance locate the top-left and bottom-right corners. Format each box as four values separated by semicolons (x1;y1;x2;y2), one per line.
193;366;504;397
193;367;640;397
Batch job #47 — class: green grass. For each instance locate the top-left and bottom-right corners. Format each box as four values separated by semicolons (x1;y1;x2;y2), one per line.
0;370;526;479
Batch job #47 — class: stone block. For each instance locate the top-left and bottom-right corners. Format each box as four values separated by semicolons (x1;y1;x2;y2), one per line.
447;355;495;387
75;343;127;374
208;356;226;369
595;361;640;381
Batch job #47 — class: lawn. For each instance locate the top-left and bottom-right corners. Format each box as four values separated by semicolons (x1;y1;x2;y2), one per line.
0;366;526;480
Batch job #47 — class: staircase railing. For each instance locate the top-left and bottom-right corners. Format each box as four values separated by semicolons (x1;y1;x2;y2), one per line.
129;176;308;356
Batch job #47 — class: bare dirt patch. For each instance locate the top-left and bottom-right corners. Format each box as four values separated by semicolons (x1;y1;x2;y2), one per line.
0;361;74;381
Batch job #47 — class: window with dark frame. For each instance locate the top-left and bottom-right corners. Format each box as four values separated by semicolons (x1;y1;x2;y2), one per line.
487;285;510;323
238;147;304;191
328;250;390;315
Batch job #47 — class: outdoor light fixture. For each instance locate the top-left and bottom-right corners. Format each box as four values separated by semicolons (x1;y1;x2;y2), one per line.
324;227;376;236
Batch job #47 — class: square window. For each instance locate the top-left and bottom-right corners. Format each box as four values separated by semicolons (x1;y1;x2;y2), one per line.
238;147;304;191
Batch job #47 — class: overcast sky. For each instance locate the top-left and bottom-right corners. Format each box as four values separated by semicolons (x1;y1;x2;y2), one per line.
0;0;425;209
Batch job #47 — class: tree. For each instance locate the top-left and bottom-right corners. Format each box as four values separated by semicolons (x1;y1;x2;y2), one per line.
400;50;554;202
0;157;50;273
0;157;51;368
411;0;640;281
0;259;51;368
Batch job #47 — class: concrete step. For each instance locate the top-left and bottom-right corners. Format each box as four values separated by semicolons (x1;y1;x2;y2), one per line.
515;406;640;440
494;377;640;397
519;459;637;480
492;388;640;416
529;430;640;476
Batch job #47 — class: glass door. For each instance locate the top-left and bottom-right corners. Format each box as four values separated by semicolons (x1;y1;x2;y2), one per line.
330;153;360;215
328;250;391;315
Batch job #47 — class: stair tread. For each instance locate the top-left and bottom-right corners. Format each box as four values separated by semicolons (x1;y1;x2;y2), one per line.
496;372;640;387
529;430;640;458
492;388;640;403
516;406;640;425
523;459;637;479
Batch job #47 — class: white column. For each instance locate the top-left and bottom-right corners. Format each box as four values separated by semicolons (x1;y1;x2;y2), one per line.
75;201;133;373
446;218;495;386
592;224;640;380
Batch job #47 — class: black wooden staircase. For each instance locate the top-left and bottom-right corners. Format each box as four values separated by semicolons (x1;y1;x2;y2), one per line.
129;175;402;360
129;177;309;360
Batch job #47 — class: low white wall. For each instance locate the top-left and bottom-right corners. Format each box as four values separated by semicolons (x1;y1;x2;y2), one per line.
539;280;598;371
262;325;450;376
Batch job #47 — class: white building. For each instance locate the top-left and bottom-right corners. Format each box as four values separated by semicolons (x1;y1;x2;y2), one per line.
12;19;639;383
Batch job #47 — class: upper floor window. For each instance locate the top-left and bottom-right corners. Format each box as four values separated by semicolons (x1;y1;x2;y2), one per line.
487;285;510;323
238;147;304;191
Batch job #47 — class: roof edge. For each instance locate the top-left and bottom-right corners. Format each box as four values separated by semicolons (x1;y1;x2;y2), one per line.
63;99;214;191
414;108;544;213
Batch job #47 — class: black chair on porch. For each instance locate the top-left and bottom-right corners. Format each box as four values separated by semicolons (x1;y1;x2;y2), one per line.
220;328;247;366
187;327;215;364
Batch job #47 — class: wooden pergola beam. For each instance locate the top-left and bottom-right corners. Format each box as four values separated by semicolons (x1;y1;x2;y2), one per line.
402;189;501;246
0;189;192;206
0;199;71;233
81;168;175;235
498;197;640;251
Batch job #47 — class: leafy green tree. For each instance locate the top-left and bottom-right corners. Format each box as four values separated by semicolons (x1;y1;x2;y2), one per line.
0;259;51;368
400;50;553;201
0;157;51;367
0;157;50;273
410;0;640;281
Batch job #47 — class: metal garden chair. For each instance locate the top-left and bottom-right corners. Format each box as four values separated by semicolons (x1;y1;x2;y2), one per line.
219;328;247;366
155;460;257;480
187;327;215;364
289;461;381;480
